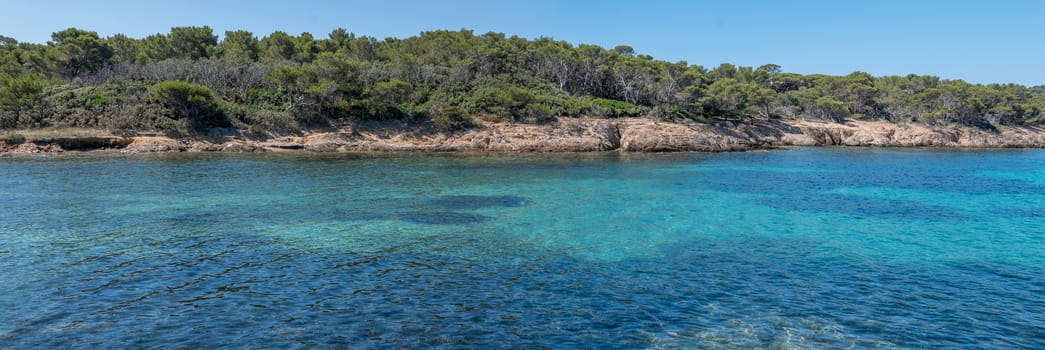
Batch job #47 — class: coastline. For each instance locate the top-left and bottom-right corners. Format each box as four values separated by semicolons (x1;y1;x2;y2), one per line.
3;118;1045;156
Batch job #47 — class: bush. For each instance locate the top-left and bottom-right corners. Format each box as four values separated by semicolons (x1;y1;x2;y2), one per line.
520;102;556;124
428;103;473;131
651;106;711;124
251;109;297;130
2;133;26;144
464;84;561;123
591;98;643;118
148;80;228;130
917;112;944;124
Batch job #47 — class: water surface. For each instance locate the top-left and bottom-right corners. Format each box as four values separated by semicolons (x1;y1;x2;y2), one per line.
1;148;1043;348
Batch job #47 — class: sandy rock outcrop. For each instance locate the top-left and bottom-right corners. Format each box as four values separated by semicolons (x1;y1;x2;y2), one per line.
617;119;753;152
301;133;347;152
123;136;186;153
220;141;266;153
6;142;64;154
774;120;1045;148
4;117;1044;156
458;119;620;152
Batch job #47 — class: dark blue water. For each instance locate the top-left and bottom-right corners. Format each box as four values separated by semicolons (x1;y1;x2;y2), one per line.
1;148;1043;348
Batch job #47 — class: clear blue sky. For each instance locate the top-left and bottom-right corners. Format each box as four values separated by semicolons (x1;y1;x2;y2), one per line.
3;0;1043;86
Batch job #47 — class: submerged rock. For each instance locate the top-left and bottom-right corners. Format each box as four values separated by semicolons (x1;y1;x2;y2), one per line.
398;211;489;225
429;195;531;210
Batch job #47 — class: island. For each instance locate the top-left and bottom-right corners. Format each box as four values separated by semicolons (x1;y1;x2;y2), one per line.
3;27;1044;155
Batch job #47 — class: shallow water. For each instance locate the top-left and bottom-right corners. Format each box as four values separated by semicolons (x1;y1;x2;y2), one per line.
1;148;1043;348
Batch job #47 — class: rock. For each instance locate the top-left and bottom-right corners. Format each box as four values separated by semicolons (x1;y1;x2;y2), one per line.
304;142;343;152
779;133;819;146
124;137;185;153
220;141;266;153
3;118;1044;156
798;126;851;146
187;141;223;152
303;133;346;152
618;119;752;152
261;142;305;150
33;137;132;150
890;125;957;147
14;142;63;154
472;119;621;152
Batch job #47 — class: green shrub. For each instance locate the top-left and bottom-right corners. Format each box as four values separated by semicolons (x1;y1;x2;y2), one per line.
651;106;711;124
591;98;643;118
253;109;297;130
463;84;563;123
148;80;229;130
429;103;474;131
520;102;556;124
917;112;944;123
2;133;26;144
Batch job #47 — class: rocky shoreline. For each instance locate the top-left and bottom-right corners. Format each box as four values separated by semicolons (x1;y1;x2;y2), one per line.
3;118;1045;156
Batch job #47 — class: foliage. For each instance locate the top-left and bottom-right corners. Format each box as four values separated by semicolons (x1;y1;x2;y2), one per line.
148;80;227;129
591;98;643;118
2;133;25;144
0;74;45;107
50;28;113;78
0;26;1042;132
428;102;473;131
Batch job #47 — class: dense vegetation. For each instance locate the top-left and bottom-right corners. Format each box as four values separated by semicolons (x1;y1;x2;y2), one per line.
2;26;1043;133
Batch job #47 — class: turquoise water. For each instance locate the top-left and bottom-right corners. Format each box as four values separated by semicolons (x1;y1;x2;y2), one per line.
1;148;1043;348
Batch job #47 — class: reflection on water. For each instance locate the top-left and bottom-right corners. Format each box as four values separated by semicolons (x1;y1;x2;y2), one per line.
0;149;1043;348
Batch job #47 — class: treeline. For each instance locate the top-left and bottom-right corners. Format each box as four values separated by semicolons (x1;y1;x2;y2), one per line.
1;26;1043;132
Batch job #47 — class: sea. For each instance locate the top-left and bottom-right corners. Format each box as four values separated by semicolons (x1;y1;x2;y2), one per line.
1;147;1042;348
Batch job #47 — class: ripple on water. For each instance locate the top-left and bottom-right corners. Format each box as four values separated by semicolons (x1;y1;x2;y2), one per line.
0;149;1043;348
397;211;490;225
338;194;530;225
427;195;532;210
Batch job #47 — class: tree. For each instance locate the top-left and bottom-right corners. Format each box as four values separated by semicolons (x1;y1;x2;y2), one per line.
699;78;774;118
218;30;259;62
651;61;691;106
0;74;45;108
107;34;146;65
811;96;849;122
50;28;113;78
292;32;317;63
142;33;174;61
260;31;295;62
707;63;737;81
534;38;575;91
321;28;355;54
0;36;22;76
756;64;781;74
369;78;413;116
612;45;635;57
4;25;1045;132
168;26;217;59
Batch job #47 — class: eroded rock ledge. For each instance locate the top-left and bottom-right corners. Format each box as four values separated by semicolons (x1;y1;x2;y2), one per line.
3;118;1045;156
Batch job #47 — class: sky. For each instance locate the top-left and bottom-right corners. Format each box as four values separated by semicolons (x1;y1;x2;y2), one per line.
3;0;1044;86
